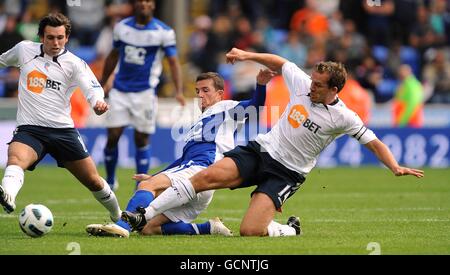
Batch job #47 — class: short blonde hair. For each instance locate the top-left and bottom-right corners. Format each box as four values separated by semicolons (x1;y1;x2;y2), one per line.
315;61;347;92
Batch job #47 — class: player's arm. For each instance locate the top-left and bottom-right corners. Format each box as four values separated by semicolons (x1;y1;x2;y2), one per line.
167;55;186;106
364;139;424;178
0;42;21;68
100;48;119;88
76;60;109;116
226;47;287;74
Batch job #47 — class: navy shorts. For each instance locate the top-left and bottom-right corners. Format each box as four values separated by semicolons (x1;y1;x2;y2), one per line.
223;141;305;209
8;125;90;171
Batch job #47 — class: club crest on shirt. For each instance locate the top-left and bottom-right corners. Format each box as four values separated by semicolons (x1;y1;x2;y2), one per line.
90;80;101;89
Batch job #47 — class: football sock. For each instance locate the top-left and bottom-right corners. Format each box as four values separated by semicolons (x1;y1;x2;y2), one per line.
92;178;121;222
104;147;118;187
197;221;211;234
161;221;210;235
267;220;296;237
117;190;154;231
135;145;151;178
1;165;24;202
144;177;196;221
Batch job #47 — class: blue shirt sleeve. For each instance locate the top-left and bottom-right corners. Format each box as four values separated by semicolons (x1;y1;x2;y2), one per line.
164;45;178;57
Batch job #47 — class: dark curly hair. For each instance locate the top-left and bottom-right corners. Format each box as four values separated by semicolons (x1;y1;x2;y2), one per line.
38;13;72;37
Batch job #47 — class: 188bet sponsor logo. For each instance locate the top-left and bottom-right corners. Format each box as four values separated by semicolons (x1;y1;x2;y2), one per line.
288;105;322;134
27;70;61;93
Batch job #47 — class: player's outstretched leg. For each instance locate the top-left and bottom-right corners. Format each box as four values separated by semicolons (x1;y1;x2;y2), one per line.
0;165;24;213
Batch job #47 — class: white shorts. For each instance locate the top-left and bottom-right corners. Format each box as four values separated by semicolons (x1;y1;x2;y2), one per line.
105;88;158;134
161;164;214;223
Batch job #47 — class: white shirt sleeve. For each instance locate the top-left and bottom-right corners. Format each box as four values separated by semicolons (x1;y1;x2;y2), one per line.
343;111;377;144
162;29;177;47
281;62;312;101
73;59;105;108
0;42;21;68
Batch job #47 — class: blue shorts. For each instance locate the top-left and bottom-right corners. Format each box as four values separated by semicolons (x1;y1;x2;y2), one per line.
9;125;90;171
223;141;306;209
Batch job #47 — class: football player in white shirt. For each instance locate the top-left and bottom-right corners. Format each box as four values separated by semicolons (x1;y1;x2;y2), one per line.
123;48;425;237
0;13;121;224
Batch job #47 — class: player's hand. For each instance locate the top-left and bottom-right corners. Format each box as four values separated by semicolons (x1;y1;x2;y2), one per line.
256;69;277;85
393;166;424;178
93;101;109;115
133;174;152;181
175;93;186;106
226;47;246;64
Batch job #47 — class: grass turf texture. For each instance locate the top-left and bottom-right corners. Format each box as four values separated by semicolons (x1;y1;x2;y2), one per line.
0;166;449;255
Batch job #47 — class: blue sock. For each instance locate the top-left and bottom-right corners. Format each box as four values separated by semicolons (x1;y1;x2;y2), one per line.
135;145;151;186
104;147;118;186
161;221;211;235
196;221;211;234
116;190;154;232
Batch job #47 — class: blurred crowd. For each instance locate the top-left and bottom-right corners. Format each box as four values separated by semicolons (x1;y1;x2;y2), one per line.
187;0;450;106
0;0;449;126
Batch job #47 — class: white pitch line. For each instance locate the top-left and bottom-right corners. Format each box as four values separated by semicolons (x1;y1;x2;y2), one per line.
299;207;449;212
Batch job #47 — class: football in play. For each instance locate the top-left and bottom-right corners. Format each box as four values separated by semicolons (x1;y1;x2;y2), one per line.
18;204;53;238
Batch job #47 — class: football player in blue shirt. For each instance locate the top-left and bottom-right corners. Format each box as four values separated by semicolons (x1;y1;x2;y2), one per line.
100;0;185;191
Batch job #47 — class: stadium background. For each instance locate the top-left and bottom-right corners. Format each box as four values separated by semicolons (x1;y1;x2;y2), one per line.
0;0;449;169
0;0;449;255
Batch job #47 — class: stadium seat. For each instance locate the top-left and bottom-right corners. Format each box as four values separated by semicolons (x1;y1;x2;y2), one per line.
372;45;389;64
376;78;398;102
400;46;421;77
266;29;288;53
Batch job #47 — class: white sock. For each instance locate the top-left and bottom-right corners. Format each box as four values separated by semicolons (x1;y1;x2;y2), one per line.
92;178;121;221
2;165;24;202
267;220;296;237
144;177;196;221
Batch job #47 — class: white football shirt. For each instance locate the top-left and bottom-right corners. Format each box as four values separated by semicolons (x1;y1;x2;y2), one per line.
255;62;377;175
0;41;104;128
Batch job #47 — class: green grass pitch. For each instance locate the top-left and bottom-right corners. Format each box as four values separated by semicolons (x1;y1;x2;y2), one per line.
0;166;449;255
